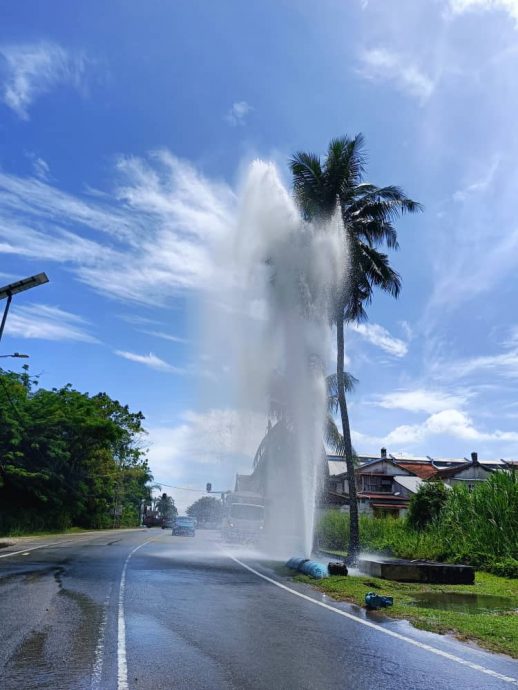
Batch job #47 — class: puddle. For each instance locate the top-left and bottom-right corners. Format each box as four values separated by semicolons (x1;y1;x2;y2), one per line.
408;592;517;614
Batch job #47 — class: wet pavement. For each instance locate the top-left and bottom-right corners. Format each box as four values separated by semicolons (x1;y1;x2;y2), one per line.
0;528;517;689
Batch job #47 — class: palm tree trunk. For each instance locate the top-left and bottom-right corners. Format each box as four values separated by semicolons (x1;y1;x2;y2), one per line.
336;308;360;560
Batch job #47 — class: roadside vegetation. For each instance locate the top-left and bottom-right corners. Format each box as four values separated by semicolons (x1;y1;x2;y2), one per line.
294;570;518;658
317;472;518;577
0;366;151;535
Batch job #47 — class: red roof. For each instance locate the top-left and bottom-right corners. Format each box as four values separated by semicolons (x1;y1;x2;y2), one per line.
395;462;439;479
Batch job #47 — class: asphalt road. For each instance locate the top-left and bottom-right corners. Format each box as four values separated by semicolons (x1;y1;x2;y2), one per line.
0;529;517;690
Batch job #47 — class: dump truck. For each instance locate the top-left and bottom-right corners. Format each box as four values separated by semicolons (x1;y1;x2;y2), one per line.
221;491;265;544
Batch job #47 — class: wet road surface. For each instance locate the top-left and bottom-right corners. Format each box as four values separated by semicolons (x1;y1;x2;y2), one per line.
0;528;517;689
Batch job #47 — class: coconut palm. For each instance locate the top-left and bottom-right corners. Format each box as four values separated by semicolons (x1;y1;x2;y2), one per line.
290;135;421;558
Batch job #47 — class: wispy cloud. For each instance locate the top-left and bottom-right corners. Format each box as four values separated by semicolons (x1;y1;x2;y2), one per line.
350;322;408;357
452;158;500;202
0;150;236;305
0;41;87;119
5;303;98;343
357;48;435;103
225;100;252;126
114;350;184;374
143;330;188;344
448;0;518;25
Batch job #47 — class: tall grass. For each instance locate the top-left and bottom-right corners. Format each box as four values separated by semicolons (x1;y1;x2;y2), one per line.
317;471;518;576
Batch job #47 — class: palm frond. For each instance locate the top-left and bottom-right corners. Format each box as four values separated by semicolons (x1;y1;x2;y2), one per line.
326;372;359;413
325;415;346;456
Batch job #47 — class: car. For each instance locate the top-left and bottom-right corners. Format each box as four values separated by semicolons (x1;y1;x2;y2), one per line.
172;516;196;537
161;516;175;529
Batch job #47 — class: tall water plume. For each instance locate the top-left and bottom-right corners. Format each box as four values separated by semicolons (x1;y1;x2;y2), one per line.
208;160;346;558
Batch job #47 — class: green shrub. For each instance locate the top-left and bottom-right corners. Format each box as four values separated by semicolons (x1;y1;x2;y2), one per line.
317;471;518;576
407;480;449;529
487;559;518;579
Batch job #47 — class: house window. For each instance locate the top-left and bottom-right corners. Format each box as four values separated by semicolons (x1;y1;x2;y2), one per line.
362;476;393;493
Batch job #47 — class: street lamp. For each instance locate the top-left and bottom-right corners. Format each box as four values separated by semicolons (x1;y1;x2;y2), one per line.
0;353;29;359
0;273;49;344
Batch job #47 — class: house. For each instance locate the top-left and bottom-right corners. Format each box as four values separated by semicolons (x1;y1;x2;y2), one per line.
438;452;509;490
327;449;424;518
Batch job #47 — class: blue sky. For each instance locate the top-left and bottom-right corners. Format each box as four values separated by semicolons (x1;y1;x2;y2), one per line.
2;0;518;510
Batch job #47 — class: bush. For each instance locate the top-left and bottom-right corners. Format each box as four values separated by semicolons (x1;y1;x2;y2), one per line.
407;480;449;529
487;559;518;579
317;471;518;576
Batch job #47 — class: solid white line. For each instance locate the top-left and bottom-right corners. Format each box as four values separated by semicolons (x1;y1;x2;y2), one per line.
228;555;518;687
117;539;154;690
0;530;140;560
0;538;82;559
91;589;111;690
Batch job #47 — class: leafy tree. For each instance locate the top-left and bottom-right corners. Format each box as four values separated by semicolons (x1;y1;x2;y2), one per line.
187;496;223;525
156;492;177;518
0;367;151;533
290;135;421;558
407;480;449;530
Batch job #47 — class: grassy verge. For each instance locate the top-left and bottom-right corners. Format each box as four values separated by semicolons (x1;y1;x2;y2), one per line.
0;525;140;540
292;570;518;658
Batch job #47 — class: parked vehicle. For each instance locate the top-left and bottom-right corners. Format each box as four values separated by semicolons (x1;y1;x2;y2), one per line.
143;510;165;528
222;492;264;544
172;516;196;537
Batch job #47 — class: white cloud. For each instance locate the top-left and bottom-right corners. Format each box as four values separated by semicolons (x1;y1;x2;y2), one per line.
0;150;236;305
5;303;98;343
357;48;435;103
350;322;408;357
453;158;500;201
449;0;518;24
143;330;188;344
384;408;518;446
0;42;86;119
146;408;266;511
370;388;470;414
441;348;518;380
114;350;184;374
32;157;51;181
225;100;252;126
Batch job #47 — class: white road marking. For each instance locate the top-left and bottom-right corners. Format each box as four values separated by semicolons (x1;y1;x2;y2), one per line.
228;555;518;687
0;539;81;559
0;530;142;560
117;539;154;690
91;589;111;690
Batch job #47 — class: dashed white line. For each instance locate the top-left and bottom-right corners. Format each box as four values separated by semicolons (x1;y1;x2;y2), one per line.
227;554;518;687
117;539;154;690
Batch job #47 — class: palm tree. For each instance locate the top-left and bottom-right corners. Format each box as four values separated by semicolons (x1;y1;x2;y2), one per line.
290;135;421;559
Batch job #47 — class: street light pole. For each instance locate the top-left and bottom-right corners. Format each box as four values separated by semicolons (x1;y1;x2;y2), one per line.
0;294;12;344
0;273;49;346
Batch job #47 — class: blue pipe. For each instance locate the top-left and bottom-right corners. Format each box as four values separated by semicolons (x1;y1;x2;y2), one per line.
286;557;328;579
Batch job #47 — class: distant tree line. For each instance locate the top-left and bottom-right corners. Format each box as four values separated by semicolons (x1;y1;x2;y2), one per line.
187;496;223;525
0;366;152;534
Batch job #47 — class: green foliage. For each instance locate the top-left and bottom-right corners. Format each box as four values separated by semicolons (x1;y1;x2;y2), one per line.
156;493;177;518
488;559;518;579
317;471;518;575
407;480;449;529
187;496;223;525
0;367;152;534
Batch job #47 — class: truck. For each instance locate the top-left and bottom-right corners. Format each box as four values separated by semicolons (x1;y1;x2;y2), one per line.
142;509;165;528
221;491;265;544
